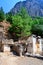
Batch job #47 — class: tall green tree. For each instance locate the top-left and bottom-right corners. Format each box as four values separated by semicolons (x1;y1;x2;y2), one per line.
8;15;23;37
18;7;28;19
0;7;5;22
6;12;12;24
8;7;33;38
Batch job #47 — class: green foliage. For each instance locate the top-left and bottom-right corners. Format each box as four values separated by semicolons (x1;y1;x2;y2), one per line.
8;15;23;37
31;17;43;37
21;16;32;36
0;7;5;22
6;12;12;24
18;7;28;18
1;7;43;38
8;7;43;38
8;8;33;37
31;24;43;37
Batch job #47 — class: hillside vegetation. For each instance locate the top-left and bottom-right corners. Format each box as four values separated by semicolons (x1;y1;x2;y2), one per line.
0;7;43;40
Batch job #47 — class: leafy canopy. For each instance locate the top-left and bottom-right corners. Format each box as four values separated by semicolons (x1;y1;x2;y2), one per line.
31;17;43;37
9;7;33;38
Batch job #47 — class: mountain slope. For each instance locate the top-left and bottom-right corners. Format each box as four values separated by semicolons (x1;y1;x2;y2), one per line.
10;0;43;17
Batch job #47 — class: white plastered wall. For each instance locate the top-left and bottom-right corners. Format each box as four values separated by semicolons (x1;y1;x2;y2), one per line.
32;36;37;55
4;45;10;52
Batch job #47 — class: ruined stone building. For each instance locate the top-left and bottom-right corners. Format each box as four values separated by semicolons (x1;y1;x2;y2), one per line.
0;23;26;56
26;35;43;56
0;21;43;56
0;22;14;52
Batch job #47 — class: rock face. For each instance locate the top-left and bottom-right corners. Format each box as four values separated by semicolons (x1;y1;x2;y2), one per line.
10;0;43;17
0;21;11;39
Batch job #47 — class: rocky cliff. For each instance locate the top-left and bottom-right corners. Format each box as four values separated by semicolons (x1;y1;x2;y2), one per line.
10;0;43;17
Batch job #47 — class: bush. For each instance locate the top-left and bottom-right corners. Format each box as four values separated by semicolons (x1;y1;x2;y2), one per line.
31;24;43;37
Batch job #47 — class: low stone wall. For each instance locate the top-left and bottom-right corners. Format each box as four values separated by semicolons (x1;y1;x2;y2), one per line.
2;39;14;45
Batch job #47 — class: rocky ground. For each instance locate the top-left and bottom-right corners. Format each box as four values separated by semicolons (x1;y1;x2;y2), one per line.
0;52;43;65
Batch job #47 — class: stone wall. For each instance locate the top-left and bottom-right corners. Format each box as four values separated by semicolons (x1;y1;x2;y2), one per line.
26;35;43;56
3;45;10;52
32;35;43;56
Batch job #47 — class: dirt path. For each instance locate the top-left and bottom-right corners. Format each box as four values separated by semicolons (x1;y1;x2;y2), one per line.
0;53;43;65
16;57;43;65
